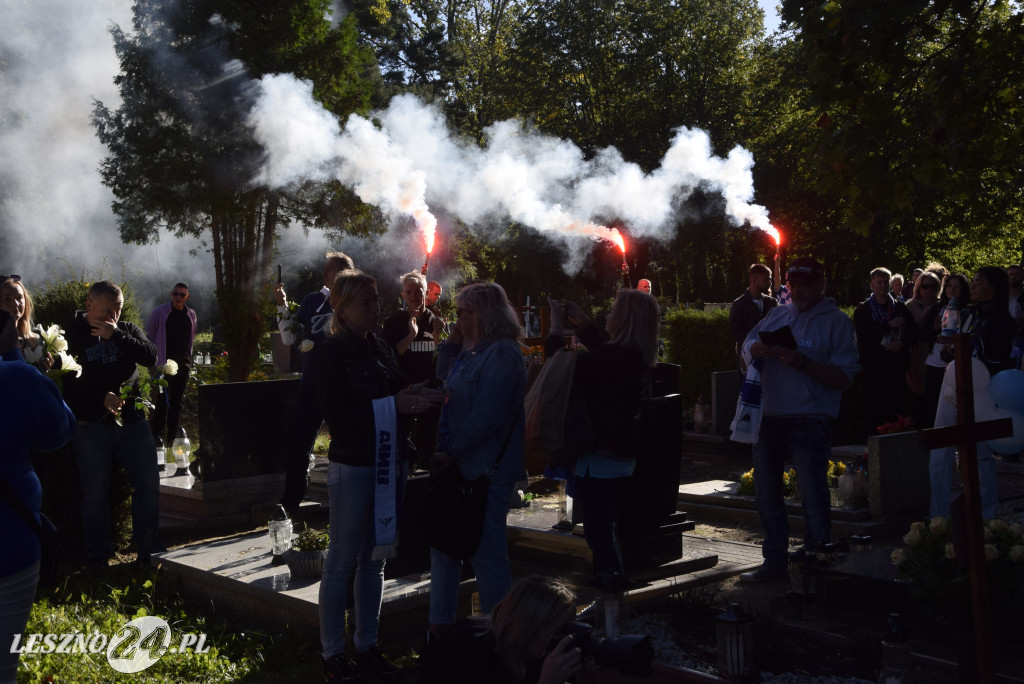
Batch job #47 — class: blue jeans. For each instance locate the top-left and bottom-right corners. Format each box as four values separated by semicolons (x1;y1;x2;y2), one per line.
429;473;516;625
0;561;39;683
73;419;160;560
320;461;406;657
753;416;832;567
929;396;998;519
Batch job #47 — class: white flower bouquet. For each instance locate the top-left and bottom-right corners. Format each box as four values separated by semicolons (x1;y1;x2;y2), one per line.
114;359;179;426
892;515;1024;621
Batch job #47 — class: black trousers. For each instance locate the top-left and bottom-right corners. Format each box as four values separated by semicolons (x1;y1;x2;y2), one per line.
150;363;190;442
280;385;323;510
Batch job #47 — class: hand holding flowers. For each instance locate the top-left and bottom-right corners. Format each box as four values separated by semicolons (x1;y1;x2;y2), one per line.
26;324;82;390
114;359;178;426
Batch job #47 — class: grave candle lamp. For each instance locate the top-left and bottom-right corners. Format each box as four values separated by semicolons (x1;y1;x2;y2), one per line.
171;427;191;476
714;602;755;682
268;504;293;565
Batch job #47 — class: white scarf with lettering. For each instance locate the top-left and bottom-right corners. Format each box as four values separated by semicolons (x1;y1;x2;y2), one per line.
371;397;399;560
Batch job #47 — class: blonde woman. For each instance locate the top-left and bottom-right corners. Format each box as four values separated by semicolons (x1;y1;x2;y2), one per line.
419;575;594;684
315;269;442;681
0;276;51;369
547;289;661;592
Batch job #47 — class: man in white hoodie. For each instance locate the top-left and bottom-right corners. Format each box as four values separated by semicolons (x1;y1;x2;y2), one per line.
739;257;860;582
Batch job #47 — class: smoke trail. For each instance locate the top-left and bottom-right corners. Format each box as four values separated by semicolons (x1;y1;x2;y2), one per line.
248;74;772;266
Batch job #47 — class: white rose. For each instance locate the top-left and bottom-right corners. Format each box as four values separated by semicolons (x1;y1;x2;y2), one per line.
984;544;999;562
986;519;1008;534
929;516;949;534
910;521;925;533
300;339;315;353
890;549;906;565
1009;545;1024;564
903;530;921;546
1009;523;1024;540
944;542;956;560
163;359;179;376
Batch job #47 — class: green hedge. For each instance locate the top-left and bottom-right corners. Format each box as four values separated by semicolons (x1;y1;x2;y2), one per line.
662;307;736;406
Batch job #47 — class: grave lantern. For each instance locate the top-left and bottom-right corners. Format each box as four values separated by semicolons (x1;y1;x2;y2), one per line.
787;548;818;603
268;504;293;564
171;427;191;476
714;602;755;681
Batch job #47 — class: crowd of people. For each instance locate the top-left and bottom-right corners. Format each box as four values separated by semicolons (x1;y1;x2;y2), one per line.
729;258;1023;583
2;251;1022;683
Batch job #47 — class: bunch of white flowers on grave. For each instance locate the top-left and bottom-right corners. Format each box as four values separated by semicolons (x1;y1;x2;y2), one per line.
115;359;178;426
22;323;82;391
892;516;1024;621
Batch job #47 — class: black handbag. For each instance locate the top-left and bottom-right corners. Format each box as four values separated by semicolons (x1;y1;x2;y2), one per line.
0;476;61;589
419;412;519;560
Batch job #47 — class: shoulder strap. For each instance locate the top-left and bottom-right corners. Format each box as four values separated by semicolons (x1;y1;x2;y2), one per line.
0;477;44;539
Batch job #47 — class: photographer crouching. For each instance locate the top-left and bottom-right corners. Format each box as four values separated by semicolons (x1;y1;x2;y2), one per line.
418;575;651;684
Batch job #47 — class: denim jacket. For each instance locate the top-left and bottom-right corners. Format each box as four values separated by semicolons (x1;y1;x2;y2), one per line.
437;337;525;480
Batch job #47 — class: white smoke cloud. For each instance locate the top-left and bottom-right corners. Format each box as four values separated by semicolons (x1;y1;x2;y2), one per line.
248;73;772;272
0;0;223;317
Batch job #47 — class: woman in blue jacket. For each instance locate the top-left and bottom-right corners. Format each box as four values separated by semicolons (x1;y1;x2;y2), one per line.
429;282;526;641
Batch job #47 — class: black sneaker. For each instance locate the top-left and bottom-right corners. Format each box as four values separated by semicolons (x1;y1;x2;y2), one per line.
739;564;787;583
354;646;402;681
322;653;361;682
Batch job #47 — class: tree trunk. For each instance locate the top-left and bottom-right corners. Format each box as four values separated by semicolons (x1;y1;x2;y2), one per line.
211;194;277;382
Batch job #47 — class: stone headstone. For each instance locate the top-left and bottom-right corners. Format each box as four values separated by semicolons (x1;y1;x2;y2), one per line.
197;379;302;481
867;431;931;516
711;370;742;434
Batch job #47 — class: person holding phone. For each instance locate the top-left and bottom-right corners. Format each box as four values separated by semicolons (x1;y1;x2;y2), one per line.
739;257;860;583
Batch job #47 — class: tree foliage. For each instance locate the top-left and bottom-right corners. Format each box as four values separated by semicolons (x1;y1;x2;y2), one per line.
93;0;381;380
781;0;1024;251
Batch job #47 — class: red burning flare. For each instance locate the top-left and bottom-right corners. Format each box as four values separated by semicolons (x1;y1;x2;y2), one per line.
611;229;626;255
765;225;780;249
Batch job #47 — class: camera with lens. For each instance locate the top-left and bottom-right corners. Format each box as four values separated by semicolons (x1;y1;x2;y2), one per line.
547;621;653;677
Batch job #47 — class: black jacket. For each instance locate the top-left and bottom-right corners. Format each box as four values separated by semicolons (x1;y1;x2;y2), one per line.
853;297;919;372
315;328;409;466
729;290;778;345
63;311;158;423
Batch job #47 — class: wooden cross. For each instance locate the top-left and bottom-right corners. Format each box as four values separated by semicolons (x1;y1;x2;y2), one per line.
917;333;1013;684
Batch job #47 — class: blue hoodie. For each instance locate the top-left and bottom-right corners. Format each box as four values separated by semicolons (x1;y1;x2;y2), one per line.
743;297;859;419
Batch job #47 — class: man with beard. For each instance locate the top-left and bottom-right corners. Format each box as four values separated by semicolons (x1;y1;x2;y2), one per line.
739;258;859;582
730;263;777;371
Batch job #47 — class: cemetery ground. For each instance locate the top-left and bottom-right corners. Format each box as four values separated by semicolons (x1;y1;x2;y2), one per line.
22;440;1024;683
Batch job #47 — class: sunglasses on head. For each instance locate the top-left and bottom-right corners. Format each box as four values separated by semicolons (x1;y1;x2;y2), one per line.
0;274;21;282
